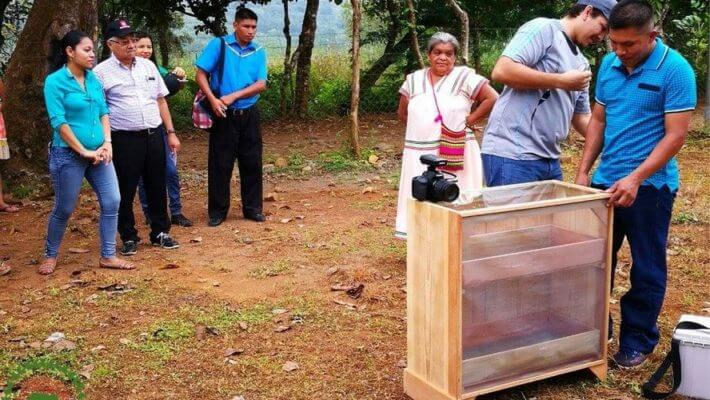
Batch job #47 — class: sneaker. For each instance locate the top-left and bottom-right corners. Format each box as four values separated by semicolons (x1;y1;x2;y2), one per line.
171;214;193;227
151;232;180;250
120;240;138;256
613;349;648;369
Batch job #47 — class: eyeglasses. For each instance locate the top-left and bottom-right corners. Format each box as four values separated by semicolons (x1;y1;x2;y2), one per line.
108;38;138;47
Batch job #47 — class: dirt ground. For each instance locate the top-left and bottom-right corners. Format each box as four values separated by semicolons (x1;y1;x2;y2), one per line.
0;113;708;400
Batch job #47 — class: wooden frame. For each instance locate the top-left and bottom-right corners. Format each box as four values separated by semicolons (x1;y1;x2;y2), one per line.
404;180;613;400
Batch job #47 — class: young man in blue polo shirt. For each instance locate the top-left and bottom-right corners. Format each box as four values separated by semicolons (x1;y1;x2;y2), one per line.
195;7;268;227
575;0;696;369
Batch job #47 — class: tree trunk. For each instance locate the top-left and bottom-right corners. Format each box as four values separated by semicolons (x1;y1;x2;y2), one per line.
405;0;424;69
445;0;469;65
293;0;319;118
280;0;293;116
349;0;361;157
360;32;410;96
2;0;98;175
158;25;170;68
0;0;13;50
471;15;482;72
705;51;709;126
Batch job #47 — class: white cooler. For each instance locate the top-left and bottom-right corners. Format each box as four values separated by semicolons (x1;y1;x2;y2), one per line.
643;314;710;400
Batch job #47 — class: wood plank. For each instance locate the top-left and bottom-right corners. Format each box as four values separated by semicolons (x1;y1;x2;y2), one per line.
462;330;600;389
461;360;607;399
407;199;461;398
404;370;456;400
457;193;611;218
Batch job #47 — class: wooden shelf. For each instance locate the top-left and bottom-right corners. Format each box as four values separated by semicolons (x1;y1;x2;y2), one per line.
461;313;601;389
462;225;605;287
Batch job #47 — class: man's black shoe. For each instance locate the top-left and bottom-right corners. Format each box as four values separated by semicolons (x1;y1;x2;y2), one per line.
244;212;265;222
120;240;138;256
208;216;225;227
151;232;180;249
171;214;193;227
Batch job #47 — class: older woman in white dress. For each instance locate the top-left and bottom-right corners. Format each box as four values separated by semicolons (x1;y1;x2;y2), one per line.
395;32;498;239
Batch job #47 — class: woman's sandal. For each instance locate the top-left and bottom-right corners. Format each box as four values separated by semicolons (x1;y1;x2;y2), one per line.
38;259;56;275
0;261;11;276
99;260;136;270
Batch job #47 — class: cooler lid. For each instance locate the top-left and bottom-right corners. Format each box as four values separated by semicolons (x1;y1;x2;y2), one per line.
673;314;710;346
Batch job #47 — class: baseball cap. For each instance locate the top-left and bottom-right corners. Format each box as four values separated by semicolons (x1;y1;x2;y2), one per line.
576;0;617;20
105;19;134;38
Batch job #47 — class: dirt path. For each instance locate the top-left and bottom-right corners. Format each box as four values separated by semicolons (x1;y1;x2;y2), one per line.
0;114;707;399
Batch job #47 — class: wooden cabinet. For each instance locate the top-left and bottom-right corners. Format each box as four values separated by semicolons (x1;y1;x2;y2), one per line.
404;180;613;400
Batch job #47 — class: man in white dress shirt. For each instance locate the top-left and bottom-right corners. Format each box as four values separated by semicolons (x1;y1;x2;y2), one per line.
94;19;181;256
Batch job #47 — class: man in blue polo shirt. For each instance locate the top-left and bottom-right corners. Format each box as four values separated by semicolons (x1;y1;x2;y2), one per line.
195;7;267;227
575;0;696;369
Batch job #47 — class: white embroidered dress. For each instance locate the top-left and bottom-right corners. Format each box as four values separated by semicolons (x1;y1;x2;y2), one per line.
395;66;486;239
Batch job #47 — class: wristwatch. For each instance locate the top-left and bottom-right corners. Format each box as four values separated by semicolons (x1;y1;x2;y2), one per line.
167;129;177;135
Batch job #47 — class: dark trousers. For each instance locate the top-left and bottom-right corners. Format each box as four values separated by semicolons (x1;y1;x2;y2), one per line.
112;126;170;242
594;184;675;354
208;106;263;219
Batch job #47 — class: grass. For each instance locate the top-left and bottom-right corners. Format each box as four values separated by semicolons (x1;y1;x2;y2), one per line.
248;259;292;279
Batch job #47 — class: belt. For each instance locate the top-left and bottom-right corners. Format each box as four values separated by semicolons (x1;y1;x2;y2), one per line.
226;107;253;117
113;125;164;135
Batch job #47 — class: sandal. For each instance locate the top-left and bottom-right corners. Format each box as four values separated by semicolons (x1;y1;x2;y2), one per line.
0;261;11;276
38;259;56;275
99;259;136;270
0;204;19;213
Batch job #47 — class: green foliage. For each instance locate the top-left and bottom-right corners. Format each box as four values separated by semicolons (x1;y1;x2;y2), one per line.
1;355;85;400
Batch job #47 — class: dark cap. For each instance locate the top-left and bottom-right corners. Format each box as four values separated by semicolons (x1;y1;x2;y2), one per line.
105;19;134;38
576;0;617;20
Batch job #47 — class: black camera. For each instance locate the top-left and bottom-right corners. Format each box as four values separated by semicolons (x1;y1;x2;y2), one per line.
411;155;460;202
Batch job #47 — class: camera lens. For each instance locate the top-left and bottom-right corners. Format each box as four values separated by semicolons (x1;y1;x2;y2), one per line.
432;180;459;202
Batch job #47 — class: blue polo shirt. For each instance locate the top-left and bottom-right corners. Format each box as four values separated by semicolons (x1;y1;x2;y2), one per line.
592;38;696;191
44;65;110;150
195;34;268;110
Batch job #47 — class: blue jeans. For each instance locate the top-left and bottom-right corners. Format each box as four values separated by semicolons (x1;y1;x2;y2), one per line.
45;147;121;258
594;184;675;354
482;154;563;187
137;132;182;217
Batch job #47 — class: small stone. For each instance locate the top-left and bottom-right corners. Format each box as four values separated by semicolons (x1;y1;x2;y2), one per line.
238;322;248;331
362;186;375;194
230;396;245;400
224;348;244;357
44;332;65;343
282;361;299;372
242;237;254;245
667;249;679;256
264;193;278;202
397;359;407;368
274;325;291;333
190;237;203;243
326;267;339;276
119;338;131;345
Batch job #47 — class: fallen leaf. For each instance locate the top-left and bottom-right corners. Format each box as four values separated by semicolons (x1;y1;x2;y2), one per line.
295;215;305;220
333;300;357;310
190;237;203;243
362;186;374;194
79;364;94;379
224;348;244;357
8;337;26;343
161;264;180;270
44;332;65;343
274;325;291;333
68;248;90;254
230;396;245;400
119;338;131;345
53;339;77;351
346;284;365;299
383;275;392;280
91;345;106;353
212;282;221;287
280;218;292;224
331;284;356;292
326;267;339;276
368;154;379;165
282;361;299;372
265;193;278;202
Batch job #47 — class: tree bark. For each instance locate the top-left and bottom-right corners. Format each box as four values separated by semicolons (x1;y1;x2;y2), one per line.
2;0;98;175
360;32;410;96
293;0;319;118
405;0;424;69
349;0;361;157
158;25;170;68
280;0;293;116
445;0;469;65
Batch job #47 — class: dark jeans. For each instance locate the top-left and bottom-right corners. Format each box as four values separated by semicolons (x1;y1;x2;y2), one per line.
137;131;182;217
113;126;170;243
593;184;675;354
482;153;563;187
208;106;263;219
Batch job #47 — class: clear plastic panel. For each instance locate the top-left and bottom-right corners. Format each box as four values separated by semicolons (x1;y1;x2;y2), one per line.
446;181;599;212
461;202;608;391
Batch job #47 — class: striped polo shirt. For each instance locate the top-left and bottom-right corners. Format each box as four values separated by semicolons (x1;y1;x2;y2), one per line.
592;38;697;191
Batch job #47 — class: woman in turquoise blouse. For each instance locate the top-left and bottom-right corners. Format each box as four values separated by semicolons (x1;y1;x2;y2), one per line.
41;30;134;274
